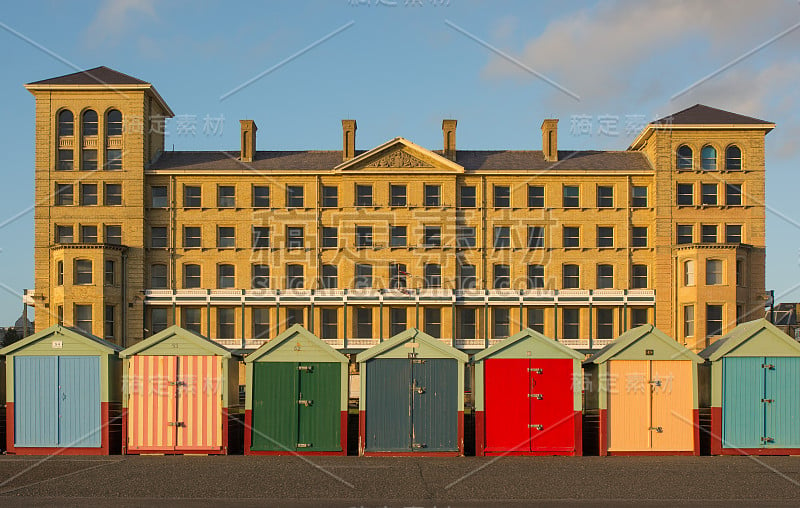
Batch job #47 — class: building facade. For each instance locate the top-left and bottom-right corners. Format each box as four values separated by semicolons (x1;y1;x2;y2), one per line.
26;67;772;352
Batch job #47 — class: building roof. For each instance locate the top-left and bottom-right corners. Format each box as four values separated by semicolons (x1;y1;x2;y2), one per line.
653;104;772;125
0;324;121;356
472;327;585;363
584;324;703;365
243;324;348;364
149;149;653;172
119;325;234;358
26;66;149;86
356;328;468;363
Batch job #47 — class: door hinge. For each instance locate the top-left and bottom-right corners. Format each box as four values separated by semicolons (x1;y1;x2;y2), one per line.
762;363;775;370
528;368;543;374
297;443;312;448
528;424;543;430
528;393;543;400
761;398;774;403
298;365;314;372
411;359;427;364
167;421;184;427
761;437;774;443
298;399;313;406
412;443;427;448
649;426;663;433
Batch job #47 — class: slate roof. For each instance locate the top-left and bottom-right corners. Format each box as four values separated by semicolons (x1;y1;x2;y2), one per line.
27;66;149;86
653;104;772;125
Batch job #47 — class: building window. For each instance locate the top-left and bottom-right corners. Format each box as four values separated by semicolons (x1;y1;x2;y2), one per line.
252;264;270;288
56;183;73;205
151;186;168;208
423;226;441;247
286;308;304;327
563;185;579;208
80;184;97;205
597;186;613;208
460;186;476;208
105;225;122;245
57;149;74;170
494;226;511;248
425;184;441;207
252;226;270;248
390;263;408;289
726;224;742;244
322;186;338;207
596;308;614;339
631;264;648;288
528;226;545;248
106;109;122;136
320;308;337;340
74;259;92;285
493;185;510;208
104;305;115;339
101;260;114;286
75;304;93;334
631;227;648;247
725;145;742;170
459;264;476;289
183;264;201;288
390;225;407;247
217;186;235;208
150;226;167;248
701;145;717;170
321;264;338;289
493;307;510;338
563;226;579;248
701;183;717;205
677;224;694;244
736;259;745;286
217;308;235;339
287;186;304;208
356;184;373;207
321;227;337;248
149;308;168;335
58;109;74;136
81;225;98;243
217;226;235;248
701;224;717;243
458;227;476;248
184;185;201;207
104;183;122;205
631;186;647;208
354;308;372;338
183;308;202;334
677;145;693;170
563;308;579;340
528;185;544;208
218;264;235;288
105;149;122;170
494;264;510;289
684;305;694;337
286;264;304;289
707;304;723;337
355;226;373;248
354;264;373;289
253;185;270;207
183;227;201;248
151;264;168;288
596;264;614;289
382;308;404;338
706;259;723;285
424;307;441;338
528;264;544;289
56;225;73;244
563;264;579;288
631;308;649;328
459;308;476;340
82;149;98;171
390;184;406;206
597;227;613;248
684;260;696;286
82;109;98;136
57;260;64;285
726;184;742;206
287;226;304;249
677;183;694;205
523;309;542;334
424;263;441;288
58;305;64;325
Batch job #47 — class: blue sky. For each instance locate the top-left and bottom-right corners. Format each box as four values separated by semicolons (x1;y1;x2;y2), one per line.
0;0;799;325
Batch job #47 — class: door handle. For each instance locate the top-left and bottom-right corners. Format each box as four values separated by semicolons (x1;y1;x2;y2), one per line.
761;399;774;403
61;393;67;401
298;399;313;406
528;424;543;430
649;426;663;433
528;393;543;400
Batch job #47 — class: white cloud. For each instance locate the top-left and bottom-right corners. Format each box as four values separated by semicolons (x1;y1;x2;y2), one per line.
84;0;157;48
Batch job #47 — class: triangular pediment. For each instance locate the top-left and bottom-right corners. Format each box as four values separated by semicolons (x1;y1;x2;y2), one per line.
334;137;464;173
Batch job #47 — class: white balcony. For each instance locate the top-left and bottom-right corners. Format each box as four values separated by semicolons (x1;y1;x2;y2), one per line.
347;338;379;348
456;339;485;348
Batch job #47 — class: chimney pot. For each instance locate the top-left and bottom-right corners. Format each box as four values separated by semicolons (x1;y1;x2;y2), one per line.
442;119;457;161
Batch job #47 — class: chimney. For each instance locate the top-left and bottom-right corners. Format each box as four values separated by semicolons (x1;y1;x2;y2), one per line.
342;119;357;161
541;119;558;162
442;119;457;161
240;120;257;163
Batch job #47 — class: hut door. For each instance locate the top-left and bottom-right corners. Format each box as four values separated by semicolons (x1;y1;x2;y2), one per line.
411;358;457;452
484;359;530;452
175;356;223;451
650;361;694;451
722;357;763;448
127;356;177;451
297;362;342;451
608;360;650;451
251;362;299;451
764;357;800;448
529;359;575;452
365;358;412;452
57;356;102;448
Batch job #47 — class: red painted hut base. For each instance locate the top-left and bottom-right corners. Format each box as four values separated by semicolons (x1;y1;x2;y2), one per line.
475;411;582;456
243;410;348;456
599;408;701;456
5;402;113;456
358;410;464;456
709;407;800;456
121;408;230;455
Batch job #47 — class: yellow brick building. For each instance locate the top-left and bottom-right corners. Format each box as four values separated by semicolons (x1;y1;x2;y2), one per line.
25;67;773;353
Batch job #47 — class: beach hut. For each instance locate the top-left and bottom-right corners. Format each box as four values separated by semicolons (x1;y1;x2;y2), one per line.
120;326;240;455
584;324;702;456
472;328;584;456
700;318;800;455
244;324;349;455
0;325;121;455
356;328;468;456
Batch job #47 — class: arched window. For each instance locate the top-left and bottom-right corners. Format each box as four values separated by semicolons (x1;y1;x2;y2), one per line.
82;109;98;136
106;109;123;136
701;145;717;170
676;145;693;170
58;110;74;137
684;260;695;286
725;145;741;170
